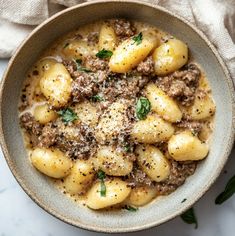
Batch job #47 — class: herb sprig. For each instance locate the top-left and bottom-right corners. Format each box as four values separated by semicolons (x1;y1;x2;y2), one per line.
97;170;106;197
57;108;78;124
136;97;151;120
96;49;113;59
125;205;138;212
132;32;143;45
91;95;104;102
75;59;91;73
180;207;198;229
215;175;235;205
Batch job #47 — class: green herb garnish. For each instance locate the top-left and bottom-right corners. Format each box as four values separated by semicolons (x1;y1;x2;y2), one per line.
96;49;113;59
125;205;138;212
63;42;70;48
75;59;91;73
215;175;235;205
57;108;78;124
91;95;104;102
123;143;133;153
97;170;106;197
132;32;143;45
136;97;151;120
180;207;198;229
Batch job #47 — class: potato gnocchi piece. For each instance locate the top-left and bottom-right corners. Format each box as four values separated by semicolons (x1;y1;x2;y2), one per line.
86;178;131;209
93;146;133;176
188;94;216;120
153;39;188;75
131;114;175;144
95;100;128;143
30;148;73;178
73;101;99;127
125;186;158;206
62;40;97;59
34;104;58;124
98;23;117;51
63;159;95;195
37;58;57;77
109;30;158;73
168;130;209;161
40;63;73;108
145;83;182;122
136;145;170;182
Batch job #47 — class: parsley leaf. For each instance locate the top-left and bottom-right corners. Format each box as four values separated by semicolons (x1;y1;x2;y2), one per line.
63;42;70;48
91;95;104;102
136;97;151;120
180;207;198;229
125;205;138;212
132;32;143;45
57;108;78;124
96;49;113;59
97;170;106;197
215;175;235;205
74;59;91;73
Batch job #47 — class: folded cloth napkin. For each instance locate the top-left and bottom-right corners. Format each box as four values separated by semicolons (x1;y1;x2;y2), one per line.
0;0;234;80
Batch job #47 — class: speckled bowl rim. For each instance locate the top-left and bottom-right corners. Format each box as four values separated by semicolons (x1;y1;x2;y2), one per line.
0;0;234;233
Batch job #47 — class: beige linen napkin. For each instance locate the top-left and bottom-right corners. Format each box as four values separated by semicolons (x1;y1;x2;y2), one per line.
0;0;234;79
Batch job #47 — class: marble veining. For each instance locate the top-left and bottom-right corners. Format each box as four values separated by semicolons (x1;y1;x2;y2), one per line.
0;59;234;236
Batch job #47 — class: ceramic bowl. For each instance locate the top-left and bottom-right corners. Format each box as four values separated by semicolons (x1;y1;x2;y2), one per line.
0;0;234;233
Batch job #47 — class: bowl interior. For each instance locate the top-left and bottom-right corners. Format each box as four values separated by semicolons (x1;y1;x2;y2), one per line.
1;0;234;233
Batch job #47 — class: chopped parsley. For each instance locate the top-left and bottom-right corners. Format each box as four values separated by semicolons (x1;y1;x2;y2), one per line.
136;97;151;120
97;170;106;197
57;108;78;124
180;207;198;229
96;49;113;59
91;95;104;102
132;32;143;45
125;205;138;212
215;174;235;205
123;143;133;153
75;59;91;73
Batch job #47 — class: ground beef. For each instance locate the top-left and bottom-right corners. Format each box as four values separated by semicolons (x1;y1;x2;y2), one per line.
20;113;42;146
101;75;150;102
125;165;153;187
20;113;42;136
111;19;136;38
38;123;58;147
156;63;201;106
136;56;154;75
71;73;99;102
176;120;203;134
85;56;109;72
63;60;80;78
155;160;197;195
55;121;96;159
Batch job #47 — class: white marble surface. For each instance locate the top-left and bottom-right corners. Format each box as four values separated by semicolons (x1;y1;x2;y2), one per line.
0;58;234;236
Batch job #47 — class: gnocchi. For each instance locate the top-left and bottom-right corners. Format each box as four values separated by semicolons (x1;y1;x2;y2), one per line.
86;178;131;209
34;104;58;124
153;39;188;75
98;23;117;51
131;114;175;143
93;146;133;176
136;145;170;182
40;63;73;108
145;83;182;122
30;148;73;178
125;186;158;206
109;30;158;73
168;130;209;161
63;159;95;194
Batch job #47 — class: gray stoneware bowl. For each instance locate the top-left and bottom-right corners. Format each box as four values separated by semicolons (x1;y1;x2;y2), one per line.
0;0;234;233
